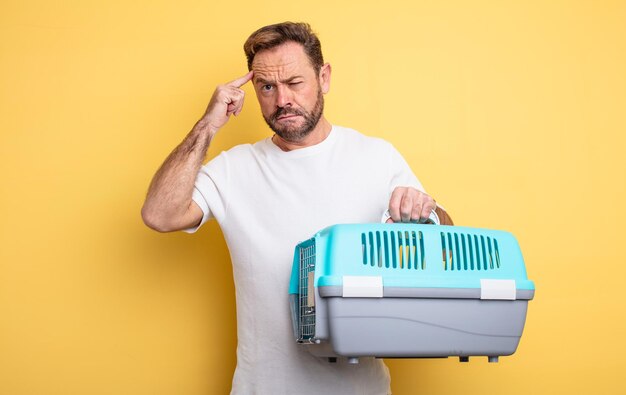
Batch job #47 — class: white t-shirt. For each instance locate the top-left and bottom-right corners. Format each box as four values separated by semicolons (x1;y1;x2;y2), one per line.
186;125;424;395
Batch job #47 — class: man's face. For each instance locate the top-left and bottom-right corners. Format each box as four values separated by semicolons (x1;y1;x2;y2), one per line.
251;41;330;142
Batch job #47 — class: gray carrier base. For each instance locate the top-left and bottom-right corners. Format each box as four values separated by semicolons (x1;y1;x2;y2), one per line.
291;286;533;363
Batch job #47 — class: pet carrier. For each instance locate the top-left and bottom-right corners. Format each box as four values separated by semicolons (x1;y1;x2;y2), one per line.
288;223;534;363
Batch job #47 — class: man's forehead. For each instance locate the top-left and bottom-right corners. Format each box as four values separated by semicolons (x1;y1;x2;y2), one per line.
251;42;314;80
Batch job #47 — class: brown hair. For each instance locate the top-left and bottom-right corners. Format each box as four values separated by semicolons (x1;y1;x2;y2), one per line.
243;22;324;72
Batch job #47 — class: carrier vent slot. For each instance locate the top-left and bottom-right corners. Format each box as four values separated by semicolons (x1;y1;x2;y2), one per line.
298;242;316;340
361;231;424;269
494;239;501;268
441;232;501;271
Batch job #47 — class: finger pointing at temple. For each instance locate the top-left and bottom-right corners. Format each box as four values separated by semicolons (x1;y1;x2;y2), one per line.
229;71;254;88
202;71;255;135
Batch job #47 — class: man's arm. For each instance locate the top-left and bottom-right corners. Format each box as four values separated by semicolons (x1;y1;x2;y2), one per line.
141;71;253;232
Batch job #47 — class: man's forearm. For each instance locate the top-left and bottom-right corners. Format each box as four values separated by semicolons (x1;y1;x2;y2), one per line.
141;120;215;231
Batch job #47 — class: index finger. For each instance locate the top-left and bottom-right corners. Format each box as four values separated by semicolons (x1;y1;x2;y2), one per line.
388;187;405;223
228;71;254;88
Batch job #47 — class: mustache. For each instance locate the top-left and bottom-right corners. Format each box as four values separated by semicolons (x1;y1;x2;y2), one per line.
270;107;307;122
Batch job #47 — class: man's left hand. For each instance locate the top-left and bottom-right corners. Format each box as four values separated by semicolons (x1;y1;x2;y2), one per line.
386;186;436;223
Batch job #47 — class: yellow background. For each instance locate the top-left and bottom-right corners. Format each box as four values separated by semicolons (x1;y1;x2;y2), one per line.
1;0;625;394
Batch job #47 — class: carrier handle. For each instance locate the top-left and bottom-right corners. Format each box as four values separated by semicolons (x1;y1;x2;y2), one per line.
381;209;440;225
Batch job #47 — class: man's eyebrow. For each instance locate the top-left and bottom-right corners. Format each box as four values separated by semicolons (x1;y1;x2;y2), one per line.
282;76;303;83
254;76;274;85
254;75;303;84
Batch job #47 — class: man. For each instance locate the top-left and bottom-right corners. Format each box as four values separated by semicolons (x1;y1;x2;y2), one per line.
142;22;451;395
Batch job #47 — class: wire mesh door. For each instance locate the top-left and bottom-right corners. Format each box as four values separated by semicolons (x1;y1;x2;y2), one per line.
298;241;316;341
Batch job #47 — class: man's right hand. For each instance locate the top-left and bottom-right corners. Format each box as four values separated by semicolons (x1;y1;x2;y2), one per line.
202;71;254;136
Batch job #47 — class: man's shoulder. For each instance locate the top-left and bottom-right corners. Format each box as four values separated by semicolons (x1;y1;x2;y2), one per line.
202;140;265;172
333;125;395;151
215;138;270;159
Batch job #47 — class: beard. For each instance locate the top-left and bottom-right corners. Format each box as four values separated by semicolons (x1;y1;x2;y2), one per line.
263;87;324;142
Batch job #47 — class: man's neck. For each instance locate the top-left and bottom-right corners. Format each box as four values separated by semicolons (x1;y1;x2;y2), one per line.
272;117;332;152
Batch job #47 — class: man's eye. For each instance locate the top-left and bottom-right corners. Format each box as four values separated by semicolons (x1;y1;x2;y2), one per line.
289;81;302;86
262;84;273;91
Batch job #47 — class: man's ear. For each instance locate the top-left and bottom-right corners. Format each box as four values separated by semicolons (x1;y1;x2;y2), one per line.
319;63;331;94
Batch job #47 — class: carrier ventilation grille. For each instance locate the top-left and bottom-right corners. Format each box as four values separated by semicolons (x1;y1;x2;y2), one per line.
298;242;316;340
361;231;425;270
440;232;500;271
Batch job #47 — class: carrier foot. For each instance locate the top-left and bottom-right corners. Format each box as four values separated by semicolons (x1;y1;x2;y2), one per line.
488;356;499;363
459;357;469;363
347;357;359;365
328;357;337;363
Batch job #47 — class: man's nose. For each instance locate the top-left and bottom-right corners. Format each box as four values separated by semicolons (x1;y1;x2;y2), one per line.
276;84;292;108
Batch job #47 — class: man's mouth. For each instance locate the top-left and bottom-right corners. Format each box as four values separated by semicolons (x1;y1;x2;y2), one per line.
277;114;300;121
272;107;305;123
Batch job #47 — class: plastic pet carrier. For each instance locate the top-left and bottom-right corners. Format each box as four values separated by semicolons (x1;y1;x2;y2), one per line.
288;223;534;363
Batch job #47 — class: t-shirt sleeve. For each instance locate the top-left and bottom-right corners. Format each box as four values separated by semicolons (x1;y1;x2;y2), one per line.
387;143;426;193
182;152;229;234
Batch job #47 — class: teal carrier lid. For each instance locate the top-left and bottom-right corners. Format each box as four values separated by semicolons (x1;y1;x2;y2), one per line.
289;223;535;299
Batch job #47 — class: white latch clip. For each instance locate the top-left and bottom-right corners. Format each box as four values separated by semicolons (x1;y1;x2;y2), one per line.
480;279;516;300
342;276;383;298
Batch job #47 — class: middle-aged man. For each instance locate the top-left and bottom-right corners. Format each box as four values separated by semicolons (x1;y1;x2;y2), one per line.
142;22;452;395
